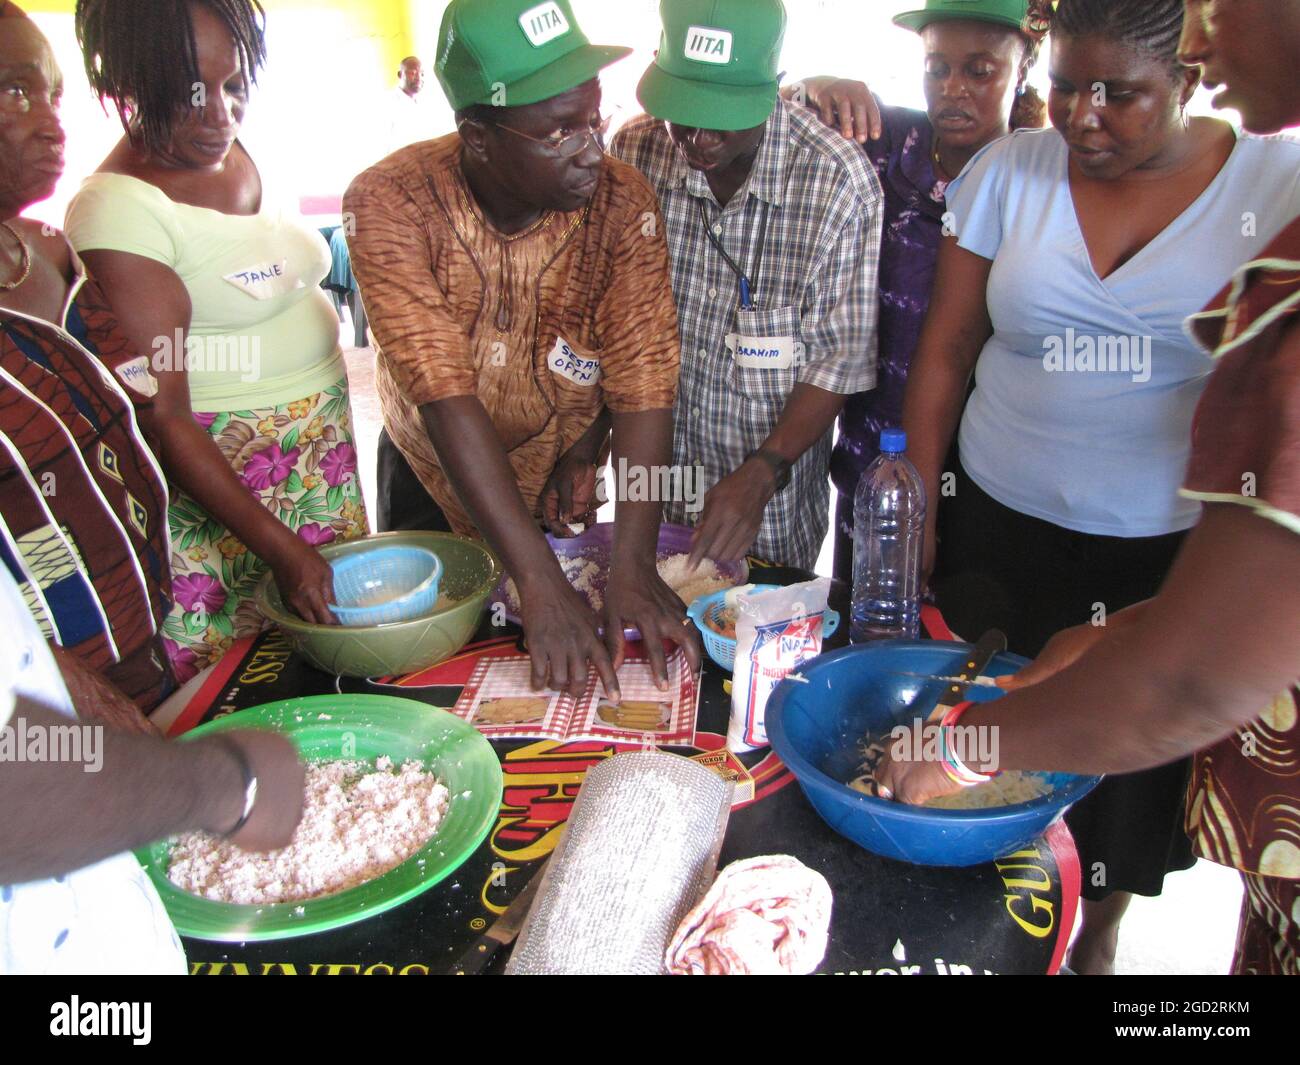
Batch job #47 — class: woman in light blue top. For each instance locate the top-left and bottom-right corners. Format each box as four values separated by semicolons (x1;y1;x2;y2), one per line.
901;0;1300;973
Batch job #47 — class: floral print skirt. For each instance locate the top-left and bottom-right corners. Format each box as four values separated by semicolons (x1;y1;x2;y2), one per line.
163;377;370;682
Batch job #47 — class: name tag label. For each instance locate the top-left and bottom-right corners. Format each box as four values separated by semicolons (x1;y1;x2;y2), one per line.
726;333;796;370
114;355;159;398
222;260;299;300
520;2;570;47
547;337;601;387
685;26;733;64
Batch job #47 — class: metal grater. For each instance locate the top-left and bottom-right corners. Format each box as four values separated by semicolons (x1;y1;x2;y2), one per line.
506;750;734;975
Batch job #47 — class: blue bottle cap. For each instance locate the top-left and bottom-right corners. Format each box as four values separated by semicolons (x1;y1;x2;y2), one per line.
880;428;907;453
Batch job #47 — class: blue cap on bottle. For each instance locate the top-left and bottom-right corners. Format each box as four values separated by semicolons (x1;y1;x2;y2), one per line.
880;428;907;454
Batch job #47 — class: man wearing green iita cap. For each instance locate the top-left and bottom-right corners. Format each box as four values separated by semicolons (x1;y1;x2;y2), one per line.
612;0;884;571
346;0;700;703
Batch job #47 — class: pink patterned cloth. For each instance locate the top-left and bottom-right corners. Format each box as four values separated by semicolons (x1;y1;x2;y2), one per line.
665;855;833;975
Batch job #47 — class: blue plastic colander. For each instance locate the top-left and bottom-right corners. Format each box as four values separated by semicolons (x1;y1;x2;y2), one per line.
687;584;841;671
329;546;443;627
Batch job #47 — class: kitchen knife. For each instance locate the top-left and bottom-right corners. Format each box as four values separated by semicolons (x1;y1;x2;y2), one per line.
449;861;547;975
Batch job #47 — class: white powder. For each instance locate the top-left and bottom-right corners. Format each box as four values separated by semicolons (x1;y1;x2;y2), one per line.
167;757;449;905
656;553;732;606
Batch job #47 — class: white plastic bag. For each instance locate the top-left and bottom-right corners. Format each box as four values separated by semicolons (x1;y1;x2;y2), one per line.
728;579;830;752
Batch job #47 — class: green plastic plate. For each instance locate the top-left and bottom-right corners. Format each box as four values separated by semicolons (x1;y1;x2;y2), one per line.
138;695;503;942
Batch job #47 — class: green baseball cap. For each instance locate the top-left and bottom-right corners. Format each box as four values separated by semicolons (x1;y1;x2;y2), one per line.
893;0;1033;35
435;0;632;111
637;0;787;132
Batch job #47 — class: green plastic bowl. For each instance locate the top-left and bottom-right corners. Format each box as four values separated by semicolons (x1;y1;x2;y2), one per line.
138;694;504;942
255;532;501;678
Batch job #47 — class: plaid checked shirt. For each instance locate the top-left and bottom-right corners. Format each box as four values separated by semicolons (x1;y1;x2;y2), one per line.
612;99;882;571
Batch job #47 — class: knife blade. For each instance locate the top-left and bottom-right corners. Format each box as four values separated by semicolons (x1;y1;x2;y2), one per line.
928;628;1008;720
449;861;547;975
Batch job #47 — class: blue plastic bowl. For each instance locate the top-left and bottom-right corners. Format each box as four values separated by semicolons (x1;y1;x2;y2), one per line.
766;641;1101;867
687;584;841;671
329;546;443;627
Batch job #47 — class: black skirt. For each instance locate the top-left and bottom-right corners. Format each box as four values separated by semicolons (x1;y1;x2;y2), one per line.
934;461;1197;900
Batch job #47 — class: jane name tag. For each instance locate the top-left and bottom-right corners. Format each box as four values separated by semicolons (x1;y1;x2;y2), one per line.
223;260;301;301
726;333;796;370
547;337;601;387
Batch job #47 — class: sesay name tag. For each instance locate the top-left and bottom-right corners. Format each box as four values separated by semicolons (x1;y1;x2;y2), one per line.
547;337;601;387
726;333;796;370
114;355;159;398
222;260;301;301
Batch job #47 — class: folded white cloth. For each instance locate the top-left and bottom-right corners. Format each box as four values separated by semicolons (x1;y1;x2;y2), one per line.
665;855;832;975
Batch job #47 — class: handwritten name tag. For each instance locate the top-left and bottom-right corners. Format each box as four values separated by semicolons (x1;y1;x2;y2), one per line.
726;333;796;370
114;355;159;398
222;260;300;301
547;337;601;387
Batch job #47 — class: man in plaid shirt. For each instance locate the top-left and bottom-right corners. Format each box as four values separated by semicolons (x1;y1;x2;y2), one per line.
612;0;882;571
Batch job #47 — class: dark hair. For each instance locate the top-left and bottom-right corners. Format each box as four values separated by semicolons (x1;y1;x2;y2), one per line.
1009;33;1047;130
75;0;267;154
455;103;509;128
1052;0;1186;71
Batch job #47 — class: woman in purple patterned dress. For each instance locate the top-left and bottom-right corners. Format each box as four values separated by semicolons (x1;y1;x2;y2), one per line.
791;0;1050;582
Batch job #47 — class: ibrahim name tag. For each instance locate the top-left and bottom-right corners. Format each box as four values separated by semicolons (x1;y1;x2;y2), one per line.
223;260;301;301
726;333;796;370
547;337;601;387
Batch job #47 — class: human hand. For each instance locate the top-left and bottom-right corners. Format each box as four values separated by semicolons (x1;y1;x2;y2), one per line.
539;457;600;537
871;722;964;806
518;575;620;702
270;536;337;625
996;621;1112;692
687;459;775;568
200;729;306;852
604;562;701;688
789;77;881;143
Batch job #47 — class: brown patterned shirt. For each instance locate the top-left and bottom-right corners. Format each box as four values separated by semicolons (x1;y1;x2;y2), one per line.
1182;217;1300;879
344;135;681;536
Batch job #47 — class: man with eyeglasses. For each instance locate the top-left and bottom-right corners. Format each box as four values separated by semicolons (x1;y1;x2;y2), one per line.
612;0;883;572
345;0;699;701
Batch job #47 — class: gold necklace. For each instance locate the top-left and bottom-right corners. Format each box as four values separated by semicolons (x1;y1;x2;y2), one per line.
0;221;32;291
931;136;951;182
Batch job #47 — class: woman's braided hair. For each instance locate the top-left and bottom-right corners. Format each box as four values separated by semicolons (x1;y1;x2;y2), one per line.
75;0;267;154
1051;0;1187;73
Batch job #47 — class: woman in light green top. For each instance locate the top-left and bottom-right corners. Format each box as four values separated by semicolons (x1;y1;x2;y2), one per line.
64;0;368;681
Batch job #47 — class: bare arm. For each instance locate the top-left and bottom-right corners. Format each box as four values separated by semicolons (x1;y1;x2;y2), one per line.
50;646;158;737
420;396;620;701
900;240;994;579
876;503;1300;801
606;408;702;684
689;383;847;564
78;249;337;624
0;696;304;883
978;503;1300;775
782;76;883;144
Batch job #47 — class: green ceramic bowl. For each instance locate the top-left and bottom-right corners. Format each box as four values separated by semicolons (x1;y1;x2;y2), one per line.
138;694;503;942
255;531;501;678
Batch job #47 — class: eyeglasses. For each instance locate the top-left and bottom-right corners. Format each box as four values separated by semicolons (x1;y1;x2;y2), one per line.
492;113;614;158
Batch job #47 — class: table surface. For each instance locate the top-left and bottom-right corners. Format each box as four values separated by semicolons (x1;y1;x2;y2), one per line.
175;566;1079;976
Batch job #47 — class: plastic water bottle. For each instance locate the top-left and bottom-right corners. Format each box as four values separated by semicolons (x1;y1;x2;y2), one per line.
851;428;927;642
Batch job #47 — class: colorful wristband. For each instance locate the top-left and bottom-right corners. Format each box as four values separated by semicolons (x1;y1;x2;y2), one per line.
938;700;1000;787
